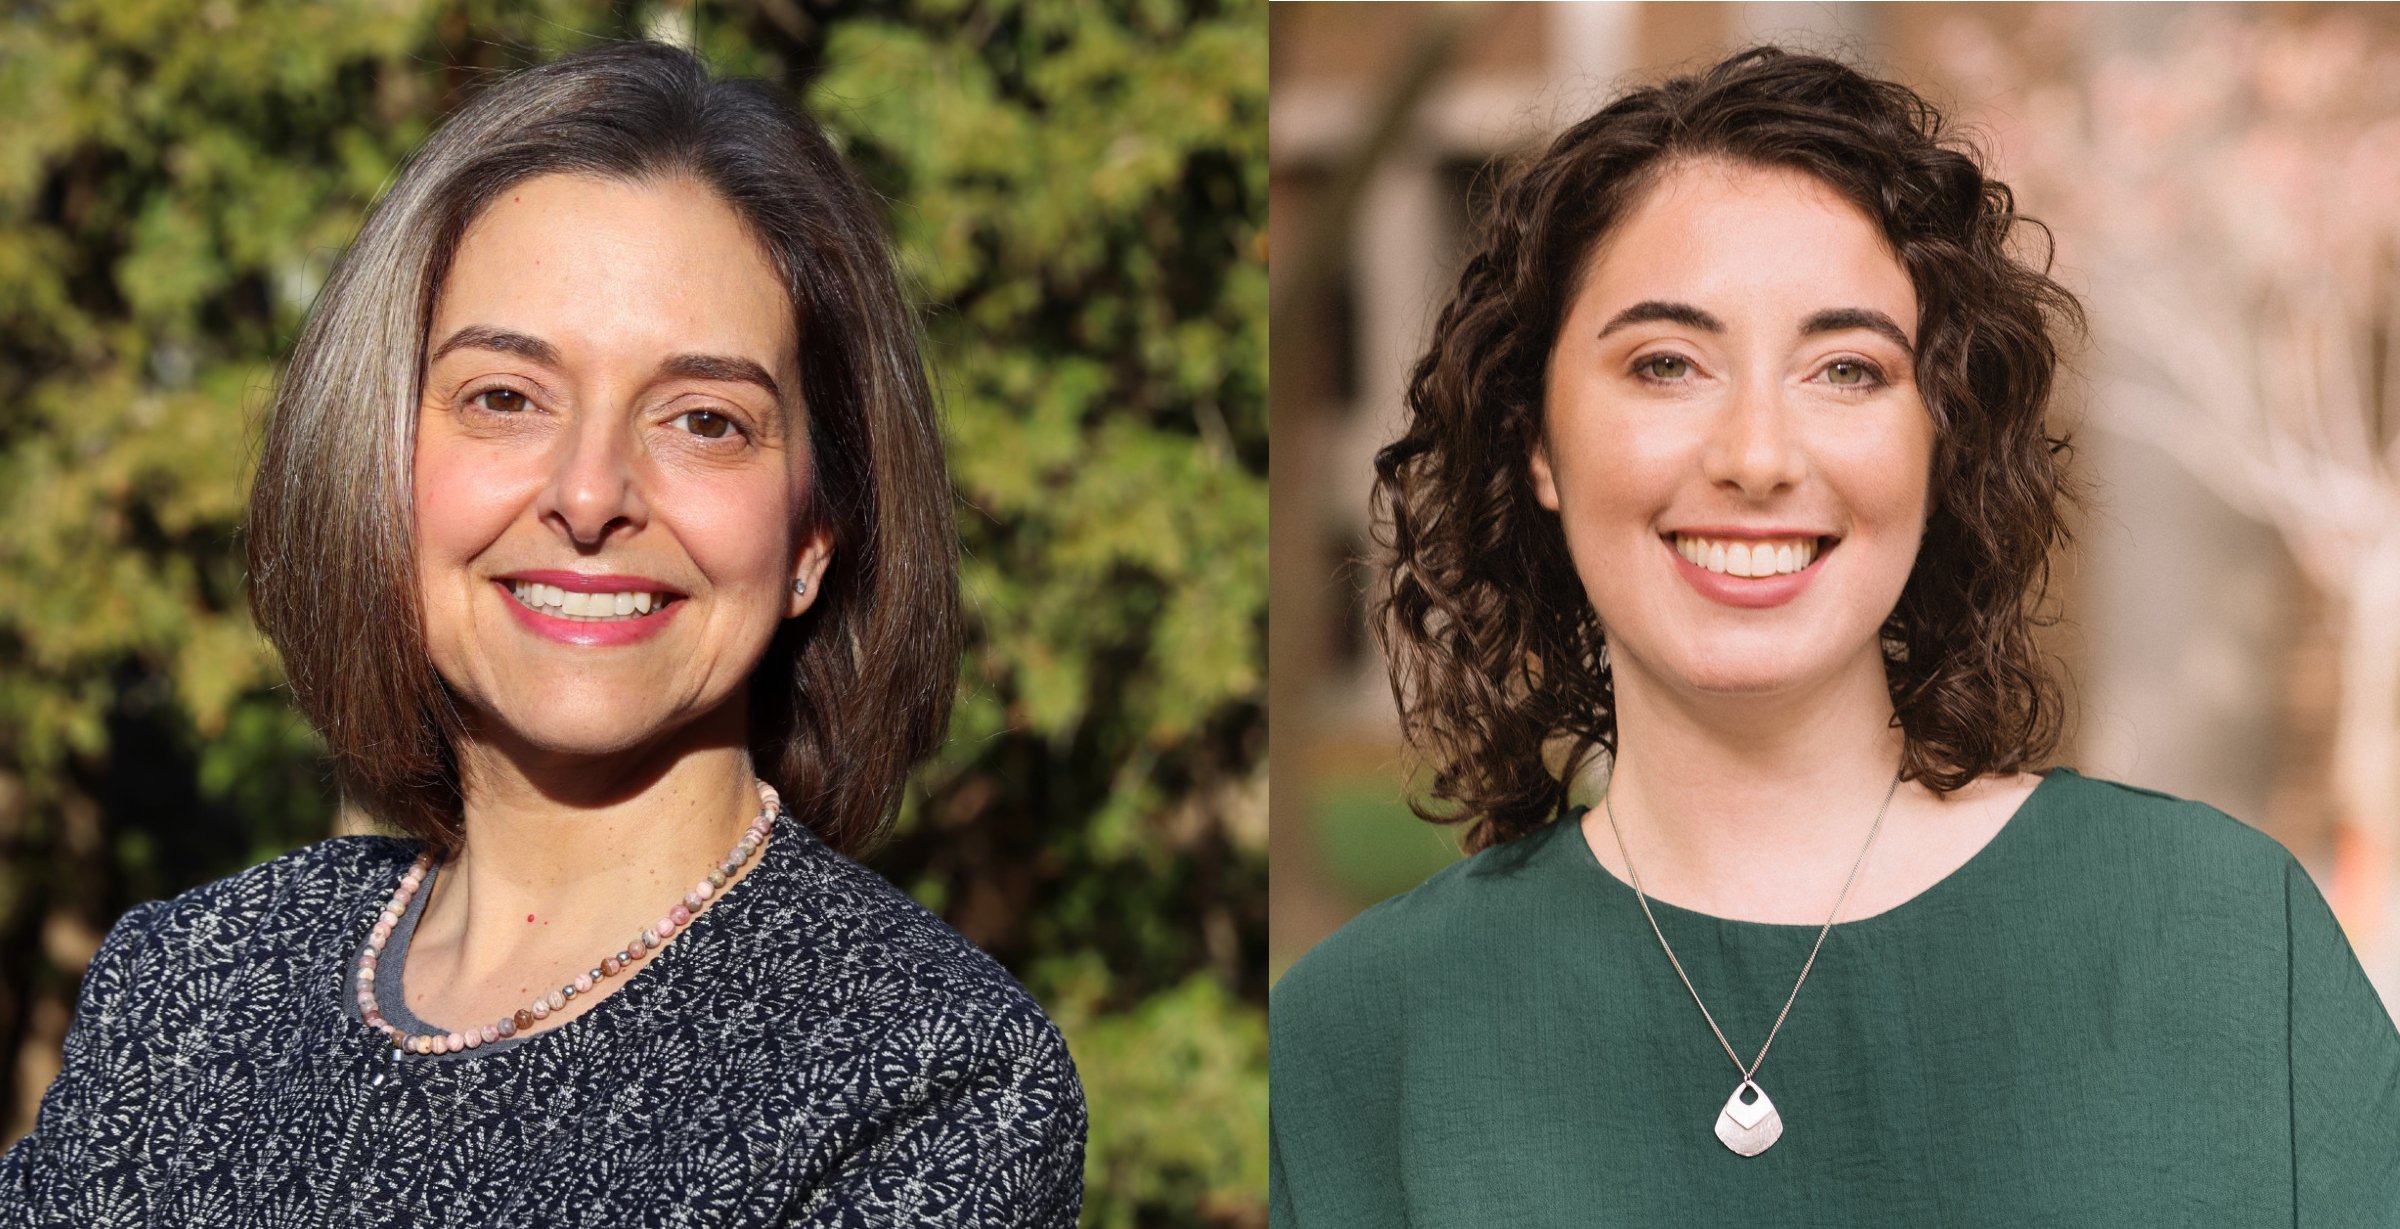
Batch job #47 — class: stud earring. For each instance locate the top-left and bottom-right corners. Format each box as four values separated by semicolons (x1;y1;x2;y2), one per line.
791;577;808;597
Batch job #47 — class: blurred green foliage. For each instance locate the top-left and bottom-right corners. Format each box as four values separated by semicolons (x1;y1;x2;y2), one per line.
0;1;1264;1224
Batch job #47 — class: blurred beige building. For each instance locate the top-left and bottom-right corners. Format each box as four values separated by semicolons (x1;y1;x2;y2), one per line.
1271;2;2395;1001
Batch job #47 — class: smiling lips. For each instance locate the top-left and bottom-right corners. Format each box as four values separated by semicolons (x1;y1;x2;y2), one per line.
494;571;685;646
508;580;672;621
1664;531;1836;609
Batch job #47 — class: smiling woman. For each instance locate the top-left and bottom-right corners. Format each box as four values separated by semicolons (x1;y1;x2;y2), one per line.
2;40;1083;1225
1269;46;2399;1225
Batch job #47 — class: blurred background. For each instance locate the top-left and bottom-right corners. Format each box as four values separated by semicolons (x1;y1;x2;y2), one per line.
0;1;1263;1225
1272;0;2400;1015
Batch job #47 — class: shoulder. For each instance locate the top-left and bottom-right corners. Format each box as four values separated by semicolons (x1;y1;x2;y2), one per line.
105;834;418;969
2035;767;2298;876
65;835;416;1044
725;829;1085;1182
2017;768;2320;947
749;829;1078;1090
1273;819;1572;1042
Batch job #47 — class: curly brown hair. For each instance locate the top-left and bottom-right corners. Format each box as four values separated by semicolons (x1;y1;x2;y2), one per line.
1372;46;2082;852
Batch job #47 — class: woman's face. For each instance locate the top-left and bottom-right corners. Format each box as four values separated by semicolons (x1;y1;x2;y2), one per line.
1534;158;1933;703
413;172;826;762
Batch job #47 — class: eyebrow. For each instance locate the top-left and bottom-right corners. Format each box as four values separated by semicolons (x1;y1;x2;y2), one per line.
1595;300;1915;356
1798;307;1914;357
427;325;785;403
1596;300;1724;339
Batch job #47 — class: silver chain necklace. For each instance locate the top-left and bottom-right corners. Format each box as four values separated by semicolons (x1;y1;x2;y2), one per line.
1602;765;1902;1157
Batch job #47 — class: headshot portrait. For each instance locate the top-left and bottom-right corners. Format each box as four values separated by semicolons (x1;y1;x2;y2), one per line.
1270;3;2400;1223
0;2;1265;1225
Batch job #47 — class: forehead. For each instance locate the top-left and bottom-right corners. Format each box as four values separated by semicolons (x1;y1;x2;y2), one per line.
431;172;796;370
1578;158;1917;332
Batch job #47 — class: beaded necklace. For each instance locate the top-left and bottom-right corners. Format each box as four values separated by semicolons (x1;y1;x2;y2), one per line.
354;780;780;1058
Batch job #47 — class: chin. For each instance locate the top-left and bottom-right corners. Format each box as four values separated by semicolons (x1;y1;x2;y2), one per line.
1657;637;1829;697
1677;665;1808;697
459;680;689;758
501;714;675;760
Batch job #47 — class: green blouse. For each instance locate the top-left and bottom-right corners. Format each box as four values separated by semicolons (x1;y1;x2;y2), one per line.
1270;769;2400;1226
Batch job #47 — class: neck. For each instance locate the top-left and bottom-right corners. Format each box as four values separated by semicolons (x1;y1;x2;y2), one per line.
422;704;764;983
1598;640;1910;911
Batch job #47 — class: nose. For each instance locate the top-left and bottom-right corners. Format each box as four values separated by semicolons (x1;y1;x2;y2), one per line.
1700;375;1808;499
537;409;648;547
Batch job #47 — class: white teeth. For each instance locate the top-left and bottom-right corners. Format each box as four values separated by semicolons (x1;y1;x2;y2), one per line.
1672;535;1822;578
507;582;671;622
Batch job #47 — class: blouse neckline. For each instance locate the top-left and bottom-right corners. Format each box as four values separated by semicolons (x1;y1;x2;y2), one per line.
1558;767;2075;935
342;808;801;1063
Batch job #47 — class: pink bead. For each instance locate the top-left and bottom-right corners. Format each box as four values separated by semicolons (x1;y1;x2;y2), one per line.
481;1023;500;1044
531;1001;550;1020
670;904;691;926
574;972;594;993
695;880;714;899
655;917;676;939
546;990;565;1011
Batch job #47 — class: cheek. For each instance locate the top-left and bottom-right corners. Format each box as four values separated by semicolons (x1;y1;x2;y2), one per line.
411;434;527;566
1851;418;1936;533
1548;418;1683;542
654;467;801;595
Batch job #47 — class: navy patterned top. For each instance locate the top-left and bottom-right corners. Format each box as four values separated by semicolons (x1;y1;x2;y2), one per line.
0;813;1086;1225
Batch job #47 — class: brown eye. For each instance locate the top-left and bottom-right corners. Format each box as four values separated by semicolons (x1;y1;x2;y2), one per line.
674;410;737;439
472;388;530;413
1638;355;1690;380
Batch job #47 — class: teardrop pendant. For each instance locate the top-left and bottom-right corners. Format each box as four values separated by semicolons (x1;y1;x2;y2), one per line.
1714;1080;1783;1156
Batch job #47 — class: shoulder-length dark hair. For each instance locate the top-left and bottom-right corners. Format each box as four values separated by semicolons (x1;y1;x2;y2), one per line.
1375;46;2080;852
247;41;959;858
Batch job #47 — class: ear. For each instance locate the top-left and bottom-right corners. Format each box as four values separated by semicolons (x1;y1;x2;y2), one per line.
1529;437;1562;512
786;522;835;619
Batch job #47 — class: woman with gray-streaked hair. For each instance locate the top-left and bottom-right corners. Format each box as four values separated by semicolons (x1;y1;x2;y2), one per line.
0;40;1084;1225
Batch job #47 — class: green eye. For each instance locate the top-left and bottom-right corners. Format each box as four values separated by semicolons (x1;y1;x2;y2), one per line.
1638;355;1690;380
1826;362;1870;386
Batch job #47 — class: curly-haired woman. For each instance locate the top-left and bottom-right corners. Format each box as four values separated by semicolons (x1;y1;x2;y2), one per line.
1270;47;2399;1224
1;41;1082;1225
